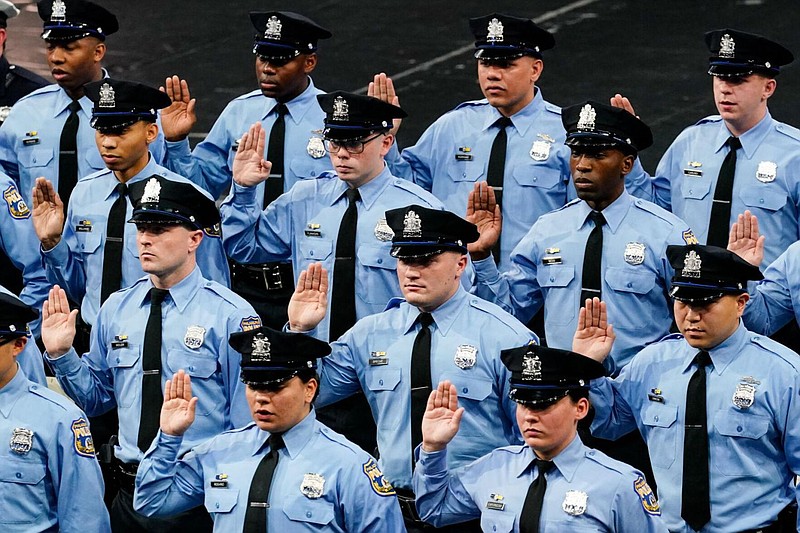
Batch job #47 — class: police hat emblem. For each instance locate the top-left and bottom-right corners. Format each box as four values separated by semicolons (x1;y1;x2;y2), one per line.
530;140;551;161
562;490;588;516
486;18;504;42
300;473;325;499
251;333;271;361
264;15;282;40
719;33;735;58
183;325;206;350
756;161;777;183
99;83;116;108
682;250;702;278
141;177;161;203
51;0;66;22
10;427;33;455
454;344;478;369
306;136;325;159
374;218;394;241
332;96;349;121
624;242;646;265
0;106;11;123
402;210;422;237
577;104;596;130
521;352;542;380
732;382;756;409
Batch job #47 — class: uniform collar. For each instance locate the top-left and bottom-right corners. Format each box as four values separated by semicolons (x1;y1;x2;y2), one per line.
330;165;393;209
515;433;584;483
716;110;773;159
401;285;469;337
253;407;317;459
103;155;160;200
261;77;318;125
0;365;29;417
681;321;748;376
138;265;203;313
482;86;544;138
573;189;632;234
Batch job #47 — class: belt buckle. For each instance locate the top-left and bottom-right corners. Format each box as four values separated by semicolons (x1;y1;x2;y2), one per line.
261;264;283;291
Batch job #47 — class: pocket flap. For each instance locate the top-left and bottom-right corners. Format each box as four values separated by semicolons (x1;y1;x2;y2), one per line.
109;347;140;369
357;243;396;270
204;489;239;513
18;147;54;168
739;187;788;212
76;228;102;254
0;459;46;485
511;165;562;189
289;157;326;179
714;411;769;439
605;267;656;294
283;499;335;525
537;265;575;288
642;403;678;428
167;350;218;378
446;375;493;401
480;510;515;533
366;367;402;391
681;178;712;200
298;238;333;261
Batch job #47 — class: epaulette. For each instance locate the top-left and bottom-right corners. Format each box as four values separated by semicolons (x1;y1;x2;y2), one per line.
453;99;488;111
775;122;800;142
693;114;722;126
658;332;684;342
8;65;48;85
750;333;800;368
29;383;73;412
233;89;264;102
543;101;562;115
383;297;405;311
14;83;58;104
629;197;680;226
549;198;582;214
467;296;530;333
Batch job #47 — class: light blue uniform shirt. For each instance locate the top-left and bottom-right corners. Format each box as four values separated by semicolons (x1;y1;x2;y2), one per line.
0;174;49;336
473;190;694;372
413;434;667;532
743;239;800;335
164;79;330;199
0;368;110;532
41;157;231;326
318;286;535;490
220;165;443;341
134;409;405;532
0;83;165;204
46;266;260;464
590;324;800;532
631;111;800;266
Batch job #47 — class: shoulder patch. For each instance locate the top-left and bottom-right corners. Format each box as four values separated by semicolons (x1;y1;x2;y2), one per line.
240;316;262;331
633;475;660;515
3;184;30;219
71;418;96;458
682;229;698;244
362;458;396;496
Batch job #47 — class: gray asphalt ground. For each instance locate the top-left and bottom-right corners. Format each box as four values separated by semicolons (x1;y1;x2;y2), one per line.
5;0;799;170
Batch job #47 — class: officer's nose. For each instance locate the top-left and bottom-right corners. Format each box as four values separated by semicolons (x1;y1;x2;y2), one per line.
574;155;591;172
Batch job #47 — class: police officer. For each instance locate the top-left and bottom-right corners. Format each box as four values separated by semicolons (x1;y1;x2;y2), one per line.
42;176;261;532
161;11;333;330
470;101;695;372
289;206;535;531
636;29;798;267
0;0;48;123
32;78;230;330
582;245;800;531
0;292;110;532
0;285;46;385
412;346;667;532
0;0;164;208
133;327;405;532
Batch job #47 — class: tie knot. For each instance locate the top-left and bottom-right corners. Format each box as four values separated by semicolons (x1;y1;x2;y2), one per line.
274;103;288;117
115;182;127;196
149;288;169;306
494;116;513;129
68;100;81;113
726;136;741;150
536;459;555;475
268;433;285;451
345;188;361;203
589;211;606;226
694;350;712;368
417;312;434;328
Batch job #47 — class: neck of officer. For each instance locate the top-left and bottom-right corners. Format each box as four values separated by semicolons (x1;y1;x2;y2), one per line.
115;152;151;184
276;75;310;104
64;66;103;101
725;105;767;138
0;356;19;390
533;428;577;462
585;182;624;212
149;253;198;290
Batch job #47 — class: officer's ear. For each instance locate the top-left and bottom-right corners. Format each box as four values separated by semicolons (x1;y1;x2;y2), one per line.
92;39;106;63
619;153;636;176
144;121;159;145
0;28;7;51
573;396;590;421
529;57;544;85
10;337;26;357
762;77;777;101
303;53;318;75
735;292;750;316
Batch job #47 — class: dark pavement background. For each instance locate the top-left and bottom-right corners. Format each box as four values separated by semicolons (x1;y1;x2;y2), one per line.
6;0;799;170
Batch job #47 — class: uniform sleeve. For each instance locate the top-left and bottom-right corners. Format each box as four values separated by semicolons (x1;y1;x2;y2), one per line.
0;109;21;182
650;147;679;210
163;132;230;200
391;123;440;191
742;249;796;335
41;201;88;306
46;309;117;416
412;447;482;527
589;374;640;441
316;331;363;408
221;305;261;428
612;472;669;532
220;182;293;264
339;452;405;532
134;432;206;517
52;414;111;532
624;158;657;203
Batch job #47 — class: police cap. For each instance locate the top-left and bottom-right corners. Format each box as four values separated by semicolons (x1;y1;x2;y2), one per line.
250;11;331;59
386;205;479;259
0;1;20;28
85;79;171;132
562;100;653;154
127;176;219;230
0;292;37;340
469;13;554;59
705;28;793;78
38;0;118;41
667;244;763;303
317;91;406;141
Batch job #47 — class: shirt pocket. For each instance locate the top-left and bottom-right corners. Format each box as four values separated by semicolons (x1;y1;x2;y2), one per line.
283;497;335;526
443;374;493;402
446;158;485;183
366;367;402;430
166;350;218;415
739;187;788;212
17;147;54;169
712;410;770;477
204;488;239;515
537;264;576;325
108;345;141;408
76;230;104;290
298;237;333;265
680;177;712;201
480;509;515;533
289;157;327;180
641;403;678;469
356;243;398;304
510;163;563;190
0;458;48;525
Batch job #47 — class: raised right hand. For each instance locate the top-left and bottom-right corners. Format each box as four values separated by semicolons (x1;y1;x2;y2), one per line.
232;122;272;188
421;381;464;452
466;181;501;260
159;75;197;142
288;262;329;332
41;285;77;358
31;177;64;250
160;370;198;437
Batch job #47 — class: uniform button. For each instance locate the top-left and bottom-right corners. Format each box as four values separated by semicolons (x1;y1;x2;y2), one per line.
215;502;220;509
306;511;312;518
309;251;314;256
737;425;743;432
189;366;195;372
116;357;120;363
654;415;659;422
16;472;22;478
377;258;383;264
379;379;384;386
462;387;468;394
462;172;467;178
493;526;497;532
532;177;538;182
310;171;316;177
626;282;632;288
688;189;693;195
549;276;555;282
32;157;37;164
759;198;765;204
